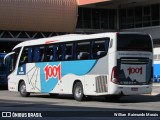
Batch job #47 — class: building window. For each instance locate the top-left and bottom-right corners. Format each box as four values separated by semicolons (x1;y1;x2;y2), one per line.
109;10;116;29
126;8;134;28
77;8;83;28
100;9;109;29
120;4;160;29
143;6;151;27
120;9;127;29
135;7;142;28
77;7;116;30
83;8;92;28
92;9;100;29
151;4;159;26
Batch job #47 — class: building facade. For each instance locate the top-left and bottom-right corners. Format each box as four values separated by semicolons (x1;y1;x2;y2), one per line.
77;0;160;46
0;0;160;51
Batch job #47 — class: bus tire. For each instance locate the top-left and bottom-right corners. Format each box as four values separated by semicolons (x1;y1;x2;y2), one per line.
19;81;30;97
73;82;85;101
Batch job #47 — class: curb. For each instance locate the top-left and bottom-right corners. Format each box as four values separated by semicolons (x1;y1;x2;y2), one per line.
153;83;160;87
144;92;160;96
151;92;160;96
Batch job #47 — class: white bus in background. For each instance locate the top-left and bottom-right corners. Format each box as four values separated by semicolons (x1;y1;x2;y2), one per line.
5;32;153;101
153;47;160;82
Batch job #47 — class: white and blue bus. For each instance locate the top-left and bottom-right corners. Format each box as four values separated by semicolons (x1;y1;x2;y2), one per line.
0;53;8;87
6;32;153;101
153;47;160;83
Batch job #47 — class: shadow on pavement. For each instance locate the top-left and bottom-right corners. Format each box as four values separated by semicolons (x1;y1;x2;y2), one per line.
28;93;160;103
0;85;8;90
0;98;159;120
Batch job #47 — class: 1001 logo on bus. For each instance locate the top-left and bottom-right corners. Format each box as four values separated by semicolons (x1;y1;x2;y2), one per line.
44;63;61;81
127;67;142;75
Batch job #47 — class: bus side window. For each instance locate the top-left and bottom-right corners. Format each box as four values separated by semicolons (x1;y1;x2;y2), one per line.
39;46;45;62
19;47;29;66
76;41;90;60
46;45;54;62
65;43;73;61
33;47;40;62
28;47;33;63
92;40;108;59
57;44;64;61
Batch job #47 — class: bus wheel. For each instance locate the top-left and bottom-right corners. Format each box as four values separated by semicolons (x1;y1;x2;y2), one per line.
19;81;30;97
73;82;85;101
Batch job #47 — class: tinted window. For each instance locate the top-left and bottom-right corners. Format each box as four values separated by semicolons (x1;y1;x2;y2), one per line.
39;46;45;62
0;66;6;72
19;47;33;63
46;45;54;62
117;33;152;52
92;39;109;59
33;46;45;62
76;42;90;60
56;44;64;61
0;57;3;64
19;47;29;65
64;43;73;60
19;46;46;65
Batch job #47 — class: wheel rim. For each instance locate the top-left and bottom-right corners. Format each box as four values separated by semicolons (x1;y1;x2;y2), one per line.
20;84;26;94
75;86;82;98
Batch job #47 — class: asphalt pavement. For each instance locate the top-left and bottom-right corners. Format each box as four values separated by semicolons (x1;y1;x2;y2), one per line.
0;83;159;120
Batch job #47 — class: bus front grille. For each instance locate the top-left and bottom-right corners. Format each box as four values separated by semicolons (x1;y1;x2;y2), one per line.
95;76;108;93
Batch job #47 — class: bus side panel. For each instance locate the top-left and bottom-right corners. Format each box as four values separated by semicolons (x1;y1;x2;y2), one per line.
107;52;117;94
85;55;109;95
85;75;111;96
154;63;160;82
26;60;97;94
88;56;109;75
8;71;30;92
52;75;85;94
8;72;19;92
25;63;41;92
84;75;99;96
56;60;97;94
13;63;41;93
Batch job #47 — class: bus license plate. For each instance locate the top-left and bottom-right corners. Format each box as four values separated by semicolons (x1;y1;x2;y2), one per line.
131;88;138;91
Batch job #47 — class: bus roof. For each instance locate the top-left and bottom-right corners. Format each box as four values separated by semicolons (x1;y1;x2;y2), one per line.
13;32;148;50
13;32;117;50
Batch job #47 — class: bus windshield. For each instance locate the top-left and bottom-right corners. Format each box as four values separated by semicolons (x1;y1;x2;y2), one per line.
117;33;152;52
0;66;6;72
0;53;6;64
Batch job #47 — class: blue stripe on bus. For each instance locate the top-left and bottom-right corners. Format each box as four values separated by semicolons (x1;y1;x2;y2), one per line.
36;60;97;93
